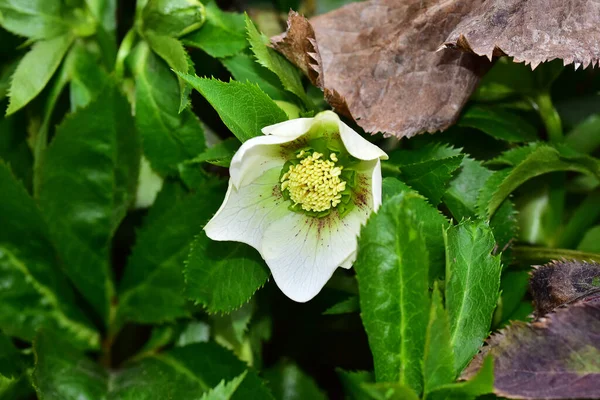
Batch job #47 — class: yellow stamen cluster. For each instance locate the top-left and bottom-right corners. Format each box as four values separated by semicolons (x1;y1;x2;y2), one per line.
281;152;346;212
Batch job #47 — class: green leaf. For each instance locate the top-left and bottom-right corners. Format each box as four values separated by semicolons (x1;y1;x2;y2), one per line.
200;372;247;400
182;2;247;58
0;58;18;101
478;144;600;217
444;220;502;373
185;233;270;314
457;104;538;143
495;270;530;328
354;192;430;392
0;0;70;39
0;162;99;348
118;181;225;324
426;356;494;400
64;42;109;111
578;225;600;253
423;283;455;395
264;362;327;400
37;83;140;323
0;332;21;379
144;31;191;112
186;137;240;168
322;295;359;315
398;155;464;205
558;189;600;249
221;53;296;103
133;42;206;175
443;157;492;221
245;15;311;108
360;383;420;400
337;370;374;400
565;114;600;154
178;75;288;142
0;110;32;191
142;0;206;38
33;330;274;400
6;34;73;115
380;178;450;283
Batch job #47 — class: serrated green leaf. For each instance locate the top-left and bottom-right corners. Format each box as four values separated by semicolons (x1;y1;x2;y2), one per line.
0;0;70;40
33;330;274;400
118;181;225;324
177;75;287;142
398;155;464;205
479;145;600;217
457;104;538;143
0;109;32;191
200;371;247;400
182;2;247;58
264;363;326;400
322;295;359;315
0;162;99;348
221;53;296;103
0;58;18;101
355;192;430;391
425;356;494;400
245;15;310;108
443;157;492;221
133;42;206;175
6;34;73;115
144;31;191;112
423;283;455;395
187;137;240;168
37;83;140;323
444;221;502;373
185;232;269;314
380;178;450;283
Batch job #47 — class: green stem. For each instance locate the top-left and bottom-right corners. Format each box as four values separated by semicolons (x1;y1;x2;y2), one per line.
114;28;137;80
533;92;563;143
512;245;600;265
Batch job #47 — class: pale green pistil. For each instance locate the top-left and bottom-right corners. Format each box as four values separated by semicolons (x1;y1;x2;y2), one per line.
280;151;346;213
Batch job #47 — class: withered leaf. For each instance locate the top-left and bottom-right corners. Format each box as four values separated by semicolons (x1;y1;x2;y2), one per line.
272;2;491;138
464;300;600;399
530;260;600;317
444;0;600;69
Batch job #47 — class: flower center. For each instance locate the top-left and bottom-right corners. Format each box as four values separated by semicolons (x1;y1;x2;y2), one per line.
280;151;347;213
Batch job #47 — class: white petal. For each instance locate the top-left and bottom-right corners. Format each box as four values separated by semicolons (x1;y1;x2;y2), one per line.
371;159;383;211
339;120;388;161
339;250;356;269
204;168;289;249
260;205;371;302
261;118;313;137
230;135;290;189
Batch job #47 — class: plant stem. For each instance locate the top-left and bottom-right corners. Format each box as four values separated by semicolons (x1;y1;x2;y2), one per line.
533;92;563;143
115;29;137;80
512;245;600;265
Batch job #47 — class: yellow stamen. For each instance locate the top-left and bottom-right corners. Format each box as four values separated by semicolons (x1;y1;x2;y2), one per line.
280;152;346;212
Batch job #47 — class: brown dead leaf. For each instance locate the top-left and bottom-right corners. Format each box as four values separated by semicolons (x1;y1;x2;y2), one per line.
444;0;600;69
272;2;491;138
463;299;600;399
530;260;600;317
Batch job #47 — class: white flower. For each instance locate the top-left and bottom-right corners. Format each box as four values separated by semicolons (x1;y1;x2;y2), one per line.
204;111;388;302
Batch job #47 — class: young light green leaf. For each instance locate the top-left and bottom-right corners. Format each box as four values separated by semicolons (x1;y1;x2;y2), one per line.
177;75;288;142
426;356;494;400
381;178;450;283
221;53;297;103
0;162;99;349
264;362;327;400
37;83;140;324
142;0;206;38
144;31;191;112
457;104;538;143
443;157;492;221
33;330;273;400
423;283;455;395
118;181;225;324
185;232;270;314
200;371;247;400
133;42;206;175
0;0;70;39
6;34;73;115
445;220;502;373
186;137;240;168
354;192;430;392
245;15;311;108
182;1;247;58
479;144;600;218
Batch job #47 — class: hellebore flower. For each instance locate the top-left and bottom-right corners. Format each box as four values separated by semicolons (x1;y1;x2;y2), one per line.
204;111;388;302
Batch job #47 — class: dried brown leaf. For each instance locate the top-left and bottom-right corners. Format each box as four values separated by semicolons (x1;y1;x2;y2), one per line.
444;0;600;69
530;260;600;317
272;2;491;138
463;299;600;399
